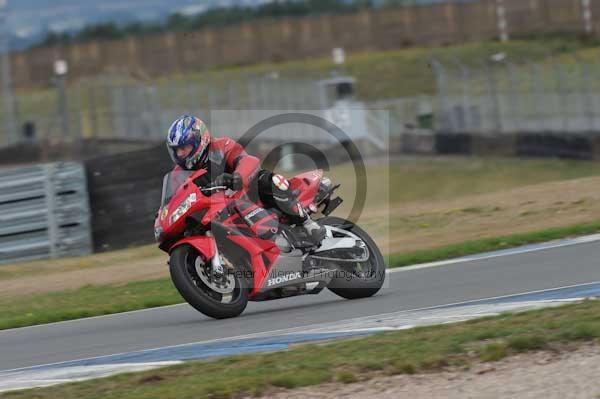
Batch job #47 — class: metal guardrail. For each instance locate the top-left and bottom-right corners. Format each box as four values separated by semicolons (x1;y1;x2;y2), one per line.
0;162;92;265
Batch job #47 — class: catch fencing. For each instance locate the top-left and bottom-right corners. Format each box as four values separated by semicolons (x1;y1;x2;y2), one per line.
0;162;92;264
12;54;600;156
433;56;600;135
0;74;396;150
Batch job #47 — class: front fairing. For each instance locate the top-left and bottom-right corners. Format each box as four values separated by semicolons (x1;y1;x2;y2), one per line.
154;169;229;244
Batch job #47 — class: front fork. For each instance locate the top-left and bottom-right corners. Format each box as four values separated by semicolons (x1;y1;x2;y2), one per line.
206;231;225;275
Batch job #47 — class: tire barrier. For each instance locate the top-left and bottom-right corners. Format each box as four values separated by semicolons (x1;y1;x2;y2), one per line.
84;144;172;252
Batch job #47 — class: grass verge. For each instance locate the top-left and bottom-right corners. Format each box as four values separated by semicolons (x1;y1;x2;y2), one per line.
387;221;600;268
3;299;600;399
2;221;600;331
0;279;180;331
0;245;163;281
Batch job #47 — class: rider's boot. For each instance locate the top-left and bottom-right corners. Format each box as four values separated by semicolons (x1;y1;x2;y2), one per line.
276;199;326;247
265;172;326;247
296;203;326;246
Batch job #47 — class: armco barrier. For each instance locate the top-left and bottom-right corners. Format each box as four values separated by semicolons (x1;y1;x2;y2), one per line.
516;133;594;160
0;162;92;264
434;132;472;155
430;132;598;160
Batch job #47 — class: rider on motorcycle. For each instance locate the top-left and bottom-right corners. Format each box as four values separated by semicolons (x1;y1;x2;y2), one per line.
166;115;326;245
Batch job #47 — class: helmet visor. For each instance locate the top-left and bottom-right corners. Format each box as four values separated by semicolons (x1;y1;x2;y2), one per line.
168;143;194;163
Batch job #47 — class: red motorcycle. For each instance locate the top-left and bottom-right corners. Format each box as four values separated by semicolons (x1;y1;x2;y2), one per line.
155;168;385;319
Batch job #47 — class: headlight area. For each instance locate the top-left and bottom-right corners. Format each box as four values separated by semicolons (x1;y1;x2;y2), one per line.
169;193;197;225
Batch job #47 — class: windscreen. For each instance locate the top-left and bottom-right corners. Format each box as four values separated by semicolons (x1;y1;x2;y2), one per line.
160;170;194;207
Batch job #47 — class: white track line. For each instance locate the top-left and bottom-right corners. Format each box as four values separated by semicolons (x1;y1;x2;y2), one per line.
0;303;188;335
387;233;600;273
2;233;600;334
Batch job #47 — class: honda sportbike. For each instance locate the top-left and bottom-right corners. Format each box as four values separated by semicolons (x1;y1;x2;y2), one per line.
154;168;386;319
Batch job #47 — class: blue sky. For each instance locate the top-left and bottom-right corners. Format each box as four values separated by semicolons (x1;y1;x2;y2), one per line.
2;0;266;48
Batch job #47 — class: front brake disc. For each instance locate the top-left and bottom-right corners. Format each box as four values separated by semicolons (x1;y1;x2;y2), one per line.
195;257;235;294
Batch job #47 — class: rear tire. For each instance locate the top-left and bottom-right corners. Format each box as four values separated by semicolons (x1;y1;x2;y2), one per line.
169;245;249;319
320;217;386;299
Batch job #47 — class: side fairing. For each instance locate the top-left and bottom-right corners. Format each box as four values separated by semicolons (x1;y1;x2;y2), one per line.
289;170;322;206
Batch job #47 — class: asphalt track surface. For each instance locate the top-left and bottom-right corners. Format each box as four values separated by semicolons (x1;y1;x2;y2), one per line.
1;239;599;371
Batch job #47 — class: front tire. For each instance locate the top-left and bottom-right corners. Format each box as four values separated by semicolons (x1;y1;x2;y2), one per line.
319;217;386;299
169;245;249;319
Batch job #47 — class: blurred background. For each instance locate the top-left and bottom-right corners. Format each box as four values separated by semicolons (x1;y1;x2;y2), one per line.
2;0;600;265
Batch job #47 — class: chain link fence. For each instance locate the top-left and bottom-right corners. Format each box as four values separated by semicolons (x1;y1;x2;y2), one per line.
4;74;323;144
0;73;430;151
7;55;595;152
433;56;600;135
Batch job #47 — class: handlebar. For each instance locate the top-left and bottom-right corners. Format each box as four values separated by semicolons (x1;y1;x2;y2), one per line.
200;185;229;194
196;173;235;195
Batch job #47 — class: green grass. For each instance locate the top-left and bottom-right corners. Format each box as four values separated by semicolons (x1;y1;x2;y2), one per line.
479;342;509;362
1;220;600;331
0;245;163;281
159;37;597;101
330;156;600;209
3;299;600;399
387;221;600;268
0;279;180;330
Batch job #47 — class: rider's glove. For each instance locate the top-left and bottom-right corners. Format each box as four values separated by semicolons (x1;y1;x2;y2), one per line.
231;173;243;191
213;173;232;188
214;173;243;191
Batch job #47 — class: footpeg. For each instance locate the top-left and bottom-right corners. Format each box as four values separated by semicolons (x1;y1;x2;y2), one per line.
302;219;326;246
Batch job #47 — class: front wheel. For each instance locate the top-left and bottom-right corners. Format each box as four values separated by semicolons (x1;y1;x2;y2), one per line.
319;217;386;299
169;245;249;319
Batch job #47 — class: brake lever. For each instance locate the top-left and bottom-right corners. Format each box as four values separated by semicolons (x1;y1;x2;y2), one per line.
201;185;228;194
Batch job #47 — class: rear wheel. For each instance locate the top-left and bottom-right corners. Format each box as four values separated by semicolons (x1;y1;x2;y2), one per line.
319;217;386;299
169;245;249;319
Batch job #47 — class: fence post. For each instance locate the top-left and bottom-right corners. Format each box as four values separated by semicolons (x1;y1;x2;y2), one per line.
582;0;593;34
56;73;70;140
484;61;503;134
431;59;454;132
43;164;58;259
88;85;99;139
0;2;18;146
554;61;569;133
75;83;84;143
576;56;595;132
452;58;473;132
527;61;545;131
505;62;521;132
496;0;510;42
